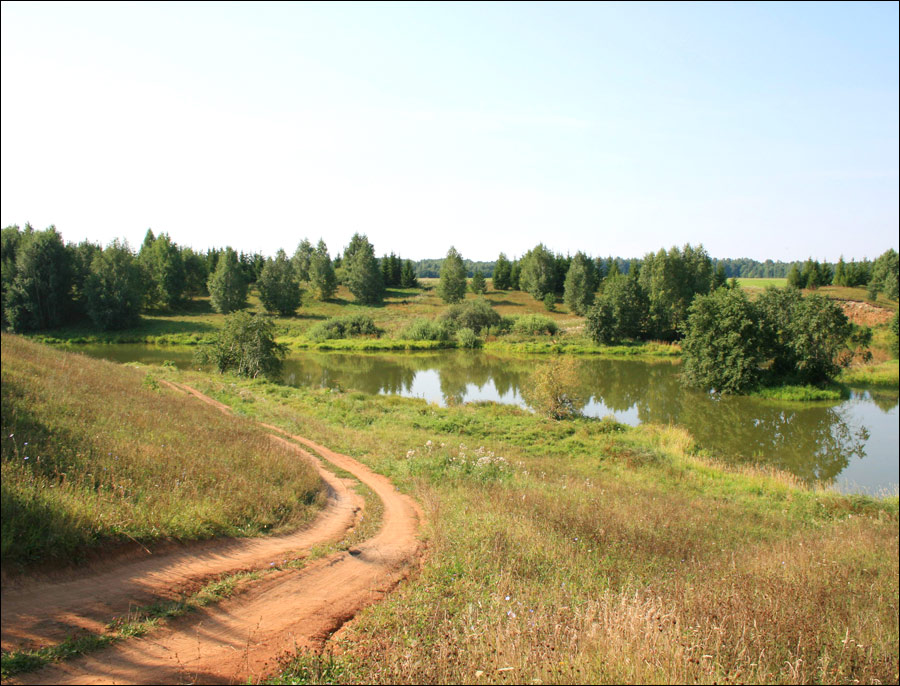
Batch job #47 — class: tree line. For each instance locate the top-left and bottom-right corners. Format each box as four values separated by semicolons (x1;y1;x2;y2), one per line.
414;254;887;282
0;225;422;331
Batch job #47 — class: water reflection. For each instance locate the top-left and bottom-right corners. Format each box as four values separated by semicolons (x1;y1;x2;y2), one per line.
75;345;898;494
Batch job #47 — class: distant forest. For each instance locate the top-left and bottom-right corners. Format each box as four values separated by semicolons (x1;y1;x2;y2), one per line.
413;256;868;279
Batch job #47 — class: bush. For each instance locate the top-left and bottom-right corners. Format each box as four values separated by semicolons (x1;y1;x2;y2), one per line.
490;315;517;336
400;317;454;342
307;314;381;342
440;298;500;334
512;314;559;336
199;311;286;380
521;357;586;420
456;327;481;349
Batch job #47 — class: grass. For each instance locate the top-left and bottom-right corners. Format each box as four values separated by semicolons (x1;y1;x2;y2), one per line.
143;364;898;685
735;277;789;290
839;360;899;388
752;383;849;402
1;334;326;569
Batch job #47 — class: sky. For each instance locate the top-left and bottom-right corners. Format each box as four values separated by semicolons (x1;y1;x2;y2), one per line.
1;2;897;262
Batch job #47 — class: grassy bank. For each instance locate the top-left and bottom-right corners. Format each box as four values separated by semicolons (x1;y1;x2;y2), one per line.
147;364;898;685
0;334;326;569
840;360;900;388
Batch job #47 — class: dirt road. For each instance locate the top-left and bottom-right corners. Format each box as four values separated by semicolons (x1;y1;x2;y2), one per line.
2;382;423;684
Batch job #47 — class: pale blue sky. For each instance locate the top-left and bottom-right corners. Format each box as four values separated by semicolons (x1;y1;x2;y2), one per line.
1;2;897;261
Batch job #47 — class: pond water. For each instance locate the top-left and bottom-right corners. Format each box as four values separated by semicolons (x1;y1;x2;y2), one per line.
78;345;898;496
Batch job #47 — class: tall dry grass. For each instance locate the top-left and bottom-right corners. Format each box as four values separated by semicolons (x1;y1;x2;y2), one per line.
185;374;896;685
1;334;325;568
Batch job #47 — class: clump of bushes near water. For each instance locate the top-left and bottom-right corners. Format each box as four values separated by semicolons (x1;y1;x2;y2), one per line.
307;314;381;342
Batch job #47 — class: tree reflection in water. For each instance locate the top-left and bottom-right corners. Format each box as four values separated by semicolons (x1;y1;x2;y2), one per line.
97;344;890;491
277;351;898;489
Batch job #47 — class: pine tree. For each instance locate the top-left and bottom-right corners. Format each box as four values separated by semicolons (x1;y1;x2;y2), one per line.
437;247;467;304
470;269;486;294
258;249;301;315
309;240;337;300
400;259;419;288
344;234;384;305
292;239;313;282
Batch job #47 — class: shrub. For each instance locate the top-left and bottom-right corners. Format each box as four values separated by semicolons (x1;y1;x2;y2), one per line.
199;311;286;380
521;357;586;419
440;298;500;334
490;315;517;336
307;314;381;342
400;317;453;342
456;327;481;349
512;314;559;336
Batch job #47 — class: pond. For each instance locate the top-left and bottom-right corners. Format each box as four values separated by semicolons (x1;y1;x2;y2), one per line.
77;345;898;496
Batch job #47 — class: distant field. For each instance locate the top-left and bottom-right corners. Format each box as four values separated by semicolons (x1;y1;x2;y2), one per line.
735;277;788;289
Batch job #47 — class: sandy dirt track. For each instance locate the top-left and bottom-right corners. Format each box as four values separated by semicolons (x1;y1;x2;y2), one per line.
3;382;423;684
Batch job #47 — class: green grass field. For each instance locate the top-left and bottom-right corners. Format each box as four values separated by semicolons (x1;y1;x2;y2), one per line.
735;277;789;290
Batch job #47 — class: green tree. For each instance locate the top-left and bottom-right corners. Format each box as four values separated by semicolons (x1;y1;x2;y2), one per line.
492;253;512;290
1;224;28;326
204;310;286;380
890;310;899;358
437;246;467;304
469;269;486;294
400;259;419;288
785;294;852;384
292;239;314;282
868;249;899;301
182;247;209;297
519;244;556;301
208;247;248;313
757;287;853;384
681;287;764;393
563;252;598;315
344;234;385;305
833;257;847;287
638;245;712;340
257;249;301;316
309;240;337;300
4;226;73;332
585;274;647;345
509;260;522;290
84;240;145;330
787;263;806;289
139;232;185;309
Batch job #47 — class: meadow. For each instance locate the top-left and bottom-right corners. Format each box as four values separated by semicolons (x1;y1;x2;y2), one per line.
155;364;897;685
0;334;326;569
